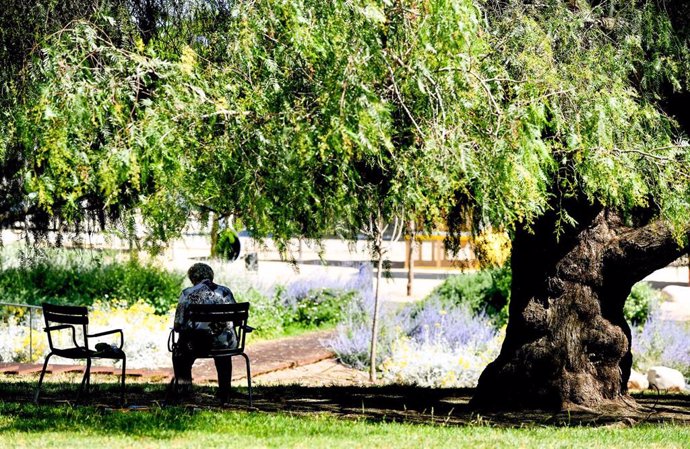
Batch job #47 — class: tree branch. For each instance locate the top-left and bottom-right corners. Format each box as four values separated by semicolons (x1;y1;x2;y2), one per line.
605;217;689;283
382;53;424;138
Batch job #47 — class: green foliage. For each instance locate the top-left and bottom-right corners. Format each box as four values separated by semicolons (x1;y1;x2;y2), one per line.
214;228;241;261
429;267;512;326
233;287;288;339
625;282;662;326
468;1;690;236
0;245;354;337
290;288;357;328
2;1;690;260
105;261;185;313
0;252;183;314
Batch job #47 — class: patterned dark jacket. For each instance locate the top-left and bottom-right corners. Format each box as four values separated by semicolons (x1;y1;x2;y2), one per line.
173;279;237;349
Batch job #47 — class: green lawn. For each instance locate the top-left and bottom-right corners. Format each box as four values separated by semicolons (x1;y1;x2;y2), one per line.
2;380;689;449
1;402;689;449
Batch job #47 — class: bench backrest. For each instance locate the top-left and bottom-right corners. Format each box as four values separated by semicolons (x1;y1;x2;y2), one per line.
42;303;89;325
187;302;248;323
187;302;250;351
41;303;89;349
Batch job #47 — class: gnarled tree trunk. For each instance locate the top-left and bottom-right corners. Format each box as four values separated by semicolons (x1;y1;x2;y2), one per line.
472;204;687;410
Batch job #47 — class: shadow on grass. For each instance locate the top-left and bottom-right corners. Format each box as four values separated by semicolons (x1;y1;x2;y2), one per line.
2;379;690;431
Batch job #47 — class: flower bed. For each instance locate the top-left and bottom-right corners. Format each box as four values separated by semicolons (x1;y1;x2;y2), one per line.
632;312;690;378
327;282;504;388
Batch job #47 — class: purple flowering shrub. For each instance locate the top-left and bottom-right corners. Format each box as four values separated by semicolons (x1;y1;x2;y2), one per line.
381;298;502;387
632;311;690;377
408;297;498;348
231;267;363;338
327;264;407;369
327;266;504;387
328;319;372;370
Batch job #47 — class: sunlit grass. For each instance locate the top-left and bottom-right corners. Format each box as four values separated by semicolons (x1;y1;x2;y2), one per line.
2;404;690;449
2;379;690;449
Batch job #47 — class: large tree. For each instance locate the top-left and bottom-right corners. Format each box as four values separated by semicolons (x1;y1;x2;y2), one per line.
3;0;690;409
468;0;690;410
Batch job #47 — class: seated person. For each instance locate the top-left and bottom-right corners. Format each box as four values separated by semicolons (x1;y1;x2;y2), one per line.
172;263;236;400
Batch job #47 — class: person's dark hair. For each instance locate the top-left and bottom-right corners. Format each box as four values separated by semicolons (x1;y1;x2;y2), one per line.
188;263;214;285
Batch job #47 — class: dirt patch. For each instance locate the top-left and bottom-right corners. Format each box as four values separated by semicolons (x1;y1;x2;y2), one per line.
251;358;370;387
236;362;690;426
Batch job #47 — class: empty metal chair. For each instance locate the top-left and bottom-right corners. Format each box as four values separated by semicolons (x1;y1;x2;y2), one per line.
34;303;126;404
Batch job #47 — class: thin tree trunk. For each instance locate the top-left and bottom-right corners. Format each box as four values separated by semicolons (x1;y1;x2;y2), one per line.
407;220;415;297
210;213;219;258
369;231;384;383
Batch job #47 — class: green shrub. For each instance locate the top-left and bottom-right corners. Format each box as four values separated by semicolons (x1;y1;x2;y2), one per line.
429;266;511;326
234;287;288;339
291;288;356;327
0;247;356;338
625;282;661;326
214;228;241;261
234;285;356;339
221;278;359;339
0;252;183;314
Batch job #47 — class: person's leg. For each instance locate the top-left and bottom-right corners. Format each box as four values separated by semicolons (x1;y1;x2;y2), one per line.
213;356;232;402
172;345;195;396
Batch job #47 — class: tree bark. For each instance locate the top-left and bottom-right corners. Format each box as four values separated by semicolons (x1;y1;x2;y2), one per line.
471;205;688;410
407;220;415;297
369;224;385;383
210;213;219;258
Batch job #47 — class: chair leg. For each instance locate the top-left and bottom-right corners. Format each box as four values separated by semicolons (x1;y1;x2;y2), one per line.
77;358;92;402
33;353;53;404
223;356;233;404
165;376;178;404
241;353;252;407
120;355;126;406
228;356;233;390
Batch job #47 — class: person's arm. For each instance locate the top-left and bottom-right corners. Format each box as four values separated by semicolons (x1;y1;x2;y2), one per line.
173;292;187;331
220;286;236;304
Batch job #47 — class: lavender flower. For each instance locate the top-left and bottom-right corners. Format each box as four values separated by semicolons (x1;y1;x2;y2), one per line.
328;320;372;370
632;311;690;377
326;283;504;387
408;297;498;349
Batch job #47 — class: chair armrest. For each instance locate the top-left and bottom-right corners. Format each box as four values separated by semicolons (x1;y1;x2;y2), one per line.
45;324;74;332
87;329;123;338
167;328;178;353
45;324;79;347
87;329;124;349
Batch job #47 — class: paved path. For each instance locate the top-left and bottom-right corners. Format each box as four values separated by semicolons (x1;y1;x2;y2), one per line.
0;330;336;383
